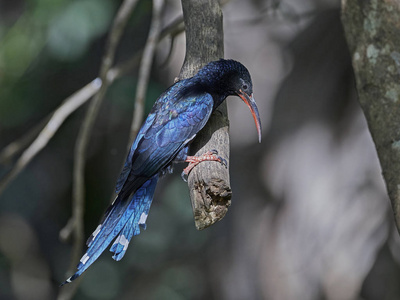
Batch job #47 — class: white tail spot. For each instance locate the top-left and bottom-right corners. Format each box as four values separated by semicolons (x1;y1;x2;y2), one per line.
138;212;148;225
113;234;129;251
80;253;90;265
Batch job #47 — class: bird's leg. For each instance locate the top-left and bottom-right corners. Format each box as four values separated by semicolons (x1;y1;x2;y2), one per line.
181;150;227;182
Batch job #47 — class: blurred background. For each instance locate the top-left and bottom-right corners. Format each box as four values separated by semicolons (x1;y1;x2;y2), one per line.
1;0;399;299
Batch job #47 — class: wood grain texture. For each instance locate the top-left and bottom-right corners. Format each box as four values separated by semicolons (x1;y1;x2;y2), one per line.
179;0;232;230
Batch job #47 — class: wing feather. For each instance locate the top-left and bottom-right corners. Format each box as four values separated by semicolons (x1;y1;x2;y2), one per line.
128;92;214;179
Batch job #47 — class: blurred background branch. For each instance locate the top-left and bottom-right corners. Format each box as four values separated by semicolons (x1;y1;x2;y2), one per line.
0;114;51;165
342;0;400;233
0;3;184;197
0;79;101;196
130;0;164;144
60;1;141;298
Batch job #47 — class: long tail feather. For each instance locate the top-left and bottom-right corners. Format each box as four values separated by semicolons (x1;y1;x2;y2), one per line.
110;178;157;261
61;175;158;286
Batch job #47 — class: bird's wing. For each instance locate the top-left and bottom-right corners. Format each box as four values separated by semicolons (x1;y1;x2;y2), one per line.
115;80;188;193
115;112;156;194
133;93;213;175
118;89;214;195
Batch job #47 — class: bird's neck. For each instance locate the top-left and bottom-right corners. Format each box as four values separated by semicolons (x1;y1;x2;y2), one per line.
192;74;232;102
211;94;228;111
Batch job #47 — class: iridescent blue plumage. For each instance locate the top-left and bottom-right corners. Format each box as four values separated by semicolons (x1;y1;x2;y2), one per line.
61;59;262;285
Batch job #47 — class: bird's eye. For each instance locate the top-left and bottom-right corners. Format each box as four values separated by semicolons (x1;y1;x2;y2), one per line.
242;84;248;91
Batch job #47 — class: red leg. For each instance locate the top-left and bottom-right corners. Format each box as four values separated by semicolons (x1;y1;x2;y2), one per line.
181;150;227;181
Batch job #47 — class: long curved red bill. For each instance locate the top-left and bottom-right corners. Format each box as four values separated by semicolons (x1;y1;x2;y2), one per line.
238;89;262;143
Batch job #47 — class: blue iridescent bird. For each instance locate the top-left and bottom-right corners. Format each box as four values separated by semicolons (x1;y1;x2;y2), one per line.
61;59;261;285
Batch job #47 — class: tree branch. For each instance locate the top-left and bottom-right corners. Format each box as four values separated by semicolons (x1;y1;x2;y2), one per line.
130;0;164;144
0;14;184;197
179;0;232;230
58;1;140;298
0;79;102;196
342;1;400;231
0;115;51;165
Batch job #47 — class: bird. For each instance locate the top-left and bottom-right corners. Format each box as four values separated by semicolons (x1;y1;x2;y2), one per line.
61;59;262;285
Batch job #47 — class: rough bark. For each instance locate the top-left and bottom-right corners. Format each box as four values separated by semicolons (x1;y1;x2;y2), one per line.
179;0;232;230
342;0;400;231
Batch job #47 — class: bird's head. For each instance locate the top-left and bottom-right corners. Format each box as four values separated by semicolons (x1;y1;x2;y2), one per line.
197;59;262;143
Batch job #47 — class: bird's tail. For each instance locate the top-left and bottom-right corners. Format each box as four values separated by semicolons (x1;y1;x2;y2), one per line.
61;175;158;285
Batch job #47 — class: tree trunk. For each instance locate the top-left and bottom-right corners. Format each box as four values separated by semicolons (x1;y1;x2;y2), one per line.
341;0;400;232
179;0;232;230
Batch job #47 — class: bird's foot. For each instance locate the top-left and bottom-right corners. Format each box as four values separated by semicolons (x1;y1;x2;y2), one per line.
181;150;227;182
